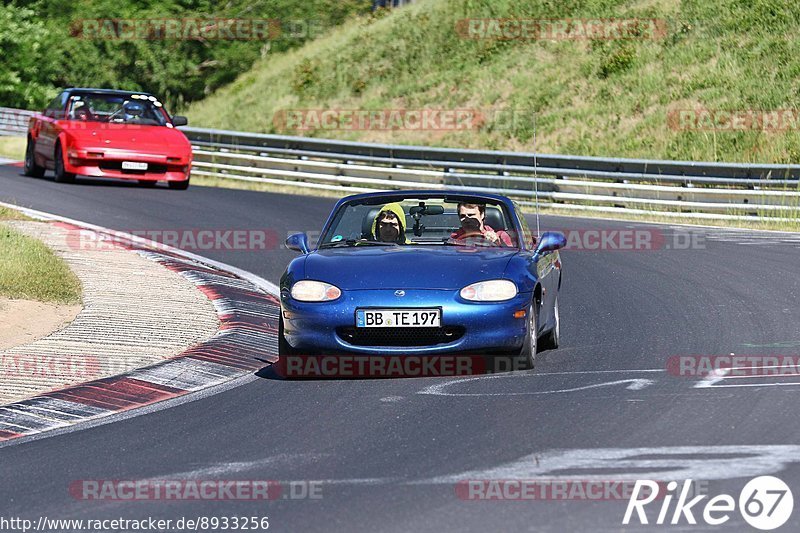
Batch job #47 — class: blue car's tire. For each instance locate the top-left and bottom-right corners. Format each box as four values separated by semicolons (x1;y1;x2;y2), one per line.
278;315;298;356
539;296;560;351
516;303;538;370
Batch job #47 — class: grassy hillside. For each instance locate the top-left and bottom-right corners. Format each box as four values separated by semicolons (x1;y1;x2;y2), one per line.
186;0;800;163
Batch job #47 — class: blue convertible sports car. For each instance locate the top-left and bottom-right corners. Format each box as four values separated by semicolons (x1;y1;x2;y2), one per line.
279;191;566;369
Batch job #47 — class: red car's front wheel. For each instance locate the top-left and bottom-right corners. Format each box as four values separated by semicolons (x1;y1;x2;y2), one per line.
53;144;75;184
168;177;190;190
24;137;45;178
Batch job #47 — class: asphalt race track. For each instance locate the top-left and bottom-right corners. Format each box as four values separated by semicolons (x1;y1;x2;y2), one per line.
3;167;800;531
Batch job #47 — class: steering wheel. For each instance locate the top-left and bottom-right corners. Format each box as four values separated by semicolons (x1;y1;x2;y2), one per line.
107;107;125;122
451;233;498;246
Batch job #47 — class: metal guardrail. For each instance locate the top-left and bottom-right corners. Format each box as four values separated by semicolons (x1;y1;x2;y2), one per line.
181;126;800;221
0;107;35;136
4;107;799;220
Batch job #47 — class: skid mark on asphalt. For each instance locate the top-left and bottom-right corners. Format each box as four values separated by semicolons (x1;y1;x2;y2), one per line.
417;365;800;397
417;369;662;397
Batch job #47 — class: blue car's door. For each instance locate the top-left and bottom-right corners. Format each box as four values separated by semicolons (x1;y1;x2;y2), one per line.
516;204;560;334
535;250;560;333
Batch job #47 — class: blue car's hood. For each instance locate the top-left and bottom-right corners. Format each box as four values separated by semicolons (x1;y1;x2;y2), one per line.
303;246;519;290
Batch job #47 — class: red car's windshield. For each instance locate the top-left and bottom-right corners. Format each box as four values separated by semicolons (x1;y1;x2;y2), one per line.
66;93;169;126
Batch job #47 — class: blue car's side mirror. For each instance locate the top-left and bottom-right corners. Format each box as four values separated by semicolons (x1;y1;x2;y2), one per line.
286;232;310;254
534;231;567;256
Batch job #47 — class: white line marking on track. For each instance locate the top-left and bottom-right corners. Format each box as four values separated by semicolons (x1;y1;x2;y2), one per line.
535;369;664;376
139;444;800;489
694;366;800;389
0;373;260;449
418;445;800;483
140;453;332;481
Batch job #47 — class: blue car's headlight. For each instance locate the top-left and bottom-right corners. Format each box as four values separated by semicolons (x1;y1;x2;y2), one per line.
291;280;342;302
460;280;517;302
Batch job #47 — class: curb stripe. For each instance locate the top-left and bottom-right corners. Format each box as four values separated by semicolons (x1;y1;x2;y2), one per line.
0;430;24;441
0;211;280;444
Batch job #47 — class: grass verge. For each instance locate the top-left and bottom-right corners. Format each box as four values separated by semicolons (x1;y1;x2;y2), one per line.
0;136;25;161
0;206;32;222
0;222;82;304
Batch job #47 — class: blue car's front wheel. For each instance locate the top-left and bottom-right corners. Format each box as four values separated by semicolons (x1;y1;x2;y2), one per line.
278;315;298;356
539;295;561;351
515;303;538;370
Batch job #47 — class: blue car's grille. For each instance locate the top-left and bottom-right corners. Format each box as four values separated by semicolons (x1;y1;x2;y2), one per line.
337;326;464;347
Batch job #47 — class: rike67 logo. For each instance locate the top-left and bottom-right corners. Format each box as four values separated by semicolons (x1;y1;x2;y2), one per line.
623;476;793;530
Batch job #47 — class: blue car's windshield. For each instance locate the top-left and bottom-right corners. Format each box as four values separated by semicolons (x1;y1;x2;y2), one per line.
319;197;521;248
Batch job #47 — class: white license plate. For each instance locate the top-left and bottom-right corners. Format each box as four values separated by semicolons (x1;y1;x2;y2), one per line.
356;309;441;328
121;161;148;170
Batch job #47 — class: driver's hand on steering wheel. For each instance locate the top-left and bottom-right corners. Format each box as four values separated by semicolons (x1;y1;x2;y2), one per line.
483;229;500;244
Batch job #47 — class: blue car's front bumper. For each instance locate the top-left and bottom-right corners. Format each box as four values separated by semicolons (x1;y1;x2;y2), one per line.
281;289;532;354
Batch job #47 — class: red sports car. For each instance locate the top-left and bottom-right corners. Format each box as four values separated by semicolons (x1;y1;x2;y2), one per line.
24;88;192;190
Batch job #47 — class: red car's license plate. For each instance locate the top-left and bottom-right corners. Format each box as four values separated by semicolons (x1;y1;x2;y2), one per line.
121;161;148;171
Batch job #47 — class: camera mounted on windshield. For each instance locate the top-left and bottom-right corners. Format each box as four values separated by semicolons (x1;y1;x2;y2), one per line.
408;202;445;237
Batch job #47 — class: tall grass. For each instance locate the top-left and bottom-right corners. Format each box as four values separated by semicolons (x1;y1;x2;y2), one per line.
0;137;25;161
